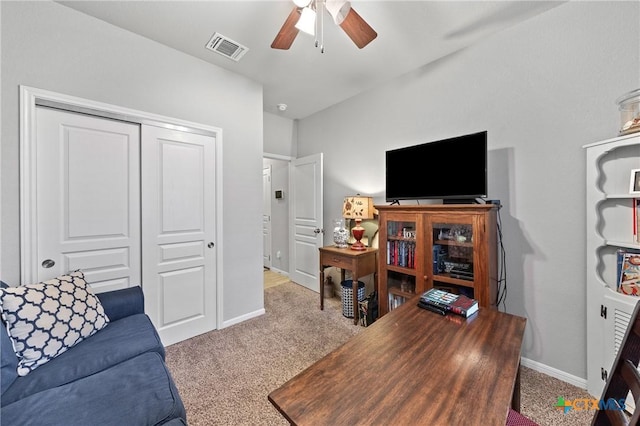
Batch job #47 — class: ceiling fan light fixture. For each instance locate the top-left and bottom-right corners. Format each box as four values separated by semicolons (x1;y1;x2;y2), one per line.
325;0;351;25
292;0;311;7
295;7;316;36
271;0;375;51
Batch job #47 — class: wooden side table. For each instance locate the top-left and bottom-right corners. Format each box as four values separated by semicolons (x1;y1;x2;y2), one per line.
319;246;378;325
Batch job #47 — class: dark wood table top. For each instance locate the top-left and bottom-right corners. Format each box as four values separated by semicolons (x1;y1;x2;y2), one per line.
268;296;526;426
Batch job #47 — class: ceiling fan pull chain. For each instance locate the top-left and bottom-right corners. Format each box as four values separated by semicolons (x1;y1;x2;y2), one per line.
320;0;325;53
313;0;319;48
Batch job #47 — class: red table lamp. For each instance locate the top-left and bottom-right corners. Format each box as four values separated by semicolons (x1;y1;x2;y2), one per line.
342;195;375;251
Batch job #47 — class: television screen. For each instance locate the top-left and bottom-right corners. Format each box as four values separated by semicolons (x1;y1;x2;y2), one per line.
385;131;487;202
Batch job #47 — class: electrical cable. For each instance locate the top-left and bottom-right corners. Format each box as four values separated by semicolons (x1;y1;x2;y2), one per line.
495;207;507;310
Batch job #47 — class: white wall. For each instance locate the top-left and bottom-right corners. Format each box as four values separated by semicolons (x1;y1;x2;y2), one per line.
0;1;265;324
264;111;296;158
296;1;639;380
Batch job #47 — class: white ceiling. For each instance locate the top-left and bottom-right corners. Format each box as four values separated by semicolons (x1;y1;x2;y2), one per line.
58;1;563;120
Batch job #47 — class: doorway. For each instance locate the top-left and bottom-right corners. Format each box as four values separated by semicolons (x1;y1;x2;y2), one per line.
262;155;291;277
262;153;324;292
263;165;272;269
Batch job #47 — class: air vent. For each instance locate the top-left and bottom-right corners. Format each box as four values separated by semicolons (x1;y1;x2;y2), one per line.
205;33;248;62
614;308;632;354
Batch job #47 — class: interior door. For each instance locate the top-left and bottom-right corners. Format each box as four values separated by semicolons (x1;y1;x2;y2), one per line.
263;166;272;269
289;153;323;291
35;107;141;290
141;125;217;346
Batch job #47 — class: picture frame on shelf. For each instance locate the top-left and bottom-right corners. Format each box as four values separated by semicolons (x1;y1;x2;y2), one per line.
630;169;640;194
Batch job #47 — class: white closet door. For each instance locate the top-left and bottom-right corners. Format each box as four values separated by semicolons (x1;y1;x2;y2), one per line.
35;107;141;291
141;125;217;346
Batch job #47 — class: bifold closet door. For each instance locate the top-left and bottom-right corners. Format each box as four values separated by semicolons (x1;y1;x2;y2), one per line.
141;125;217;346
35;107;141;290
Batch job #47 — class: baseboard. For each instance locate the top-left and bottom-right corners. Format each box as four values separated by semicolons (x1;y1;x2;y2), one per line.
521;357;588;390
268;267;288;276
221;308;265;329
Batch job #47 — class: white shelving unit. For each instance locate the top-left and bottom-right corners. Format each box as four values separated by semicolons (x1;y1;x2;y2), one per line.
585;132;640;398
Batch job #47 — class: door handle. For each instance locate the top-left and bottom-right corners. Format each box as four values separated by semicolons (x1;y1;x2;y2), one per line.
42;259;55;268
314;228;324;234
207;242;215;249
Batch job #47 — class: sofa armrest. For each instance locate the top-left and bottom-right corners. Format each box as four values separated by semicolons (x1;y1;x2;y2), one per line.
96;286;145;322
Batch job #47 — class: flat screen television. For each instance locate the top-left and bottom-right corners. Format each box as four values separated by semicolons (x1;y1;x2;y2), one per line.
385;131;487;202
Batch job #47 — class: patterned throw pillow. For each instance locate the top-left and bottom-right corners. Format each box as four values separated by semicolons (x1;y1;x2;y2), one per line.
0;270;109;376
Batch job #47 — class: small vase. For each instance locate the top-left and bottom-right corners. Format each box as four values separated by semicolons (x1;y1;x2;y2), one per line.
333;219;349;248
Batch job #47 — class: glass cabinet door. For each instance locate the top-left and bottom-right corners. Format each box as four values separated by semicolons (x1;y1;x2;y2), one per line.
386;220;417;270
430;221;475;298
382;217;423;312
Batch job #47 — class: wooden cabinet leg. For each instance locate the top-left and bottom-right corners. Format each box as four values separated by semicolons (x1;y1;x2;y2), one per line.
352;275;358;325
511;362;521;412
320;267;325;310
373;271;379;320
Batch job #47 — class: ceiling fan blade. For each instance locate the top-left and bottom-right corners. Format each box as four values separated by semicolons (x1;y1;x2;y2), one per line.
339;7;377;49
271;7;301;50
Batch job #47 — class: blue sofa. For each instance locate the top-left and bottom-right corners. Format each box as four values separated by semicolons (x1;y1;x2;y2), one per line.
1;285;187;425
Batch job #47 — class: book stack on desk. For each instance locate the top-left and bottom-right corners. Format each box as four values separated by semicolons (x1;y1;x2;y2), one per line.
418;288;479;318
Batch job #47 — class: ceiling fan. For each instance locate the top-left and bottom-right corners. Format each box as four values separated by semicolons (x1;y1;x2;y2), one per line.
271;0;377;51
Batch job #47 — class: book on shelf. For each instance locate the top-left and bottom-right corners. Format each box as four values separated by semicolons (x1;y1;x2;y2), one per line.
388;293;406;311
386;240;416;268
634;199;640;243
618;248;640;296
449;266;474;281
433;245;444;273
418;288;479;318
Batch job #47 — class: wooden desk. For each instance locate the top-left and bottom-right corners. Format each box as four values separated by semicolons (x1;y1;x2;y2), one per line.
319;246;378;325
269;297;526;426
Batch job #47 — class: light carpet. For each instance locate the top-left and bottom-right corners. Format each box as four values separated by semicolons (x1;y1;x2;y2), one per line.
165;282;596;425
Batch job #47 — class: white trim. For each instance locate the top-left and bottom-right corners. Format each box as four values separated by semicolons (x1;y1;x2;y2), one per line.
521;357;590;393
22;86;222;135
0;1;2;280
215;124;224;331
263;164;273;269
19;87;40;284
221;308;265;329
19;85;225;330
269;267;289;277
0;0;2;280
264;152;294;161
